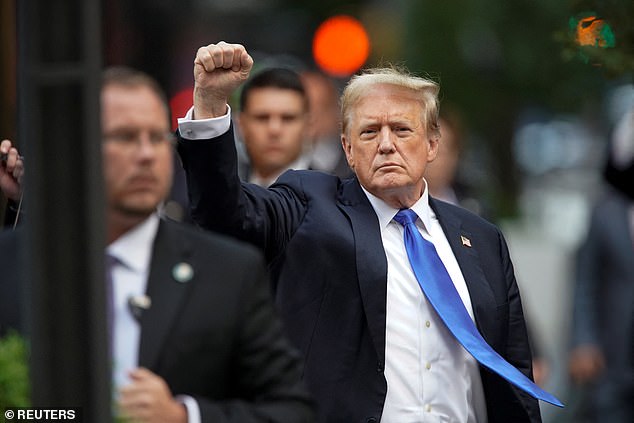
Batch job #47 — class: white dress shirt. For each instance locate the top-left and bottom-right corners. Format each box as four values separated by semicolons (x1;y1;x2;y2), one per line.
107;213;201;423
178;107;487;422
362;188;487;422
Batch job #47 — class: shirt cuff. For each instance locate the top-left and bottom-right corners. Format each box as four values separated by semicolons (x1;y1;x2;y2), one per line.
176;394;201;423
177;105;232;140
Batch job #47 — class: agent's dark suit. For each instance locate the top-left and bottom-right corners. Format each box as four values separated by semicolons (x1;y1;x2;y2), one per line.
571;187;634;422
129;218;314;422
0;220;314;422
178;125;541;422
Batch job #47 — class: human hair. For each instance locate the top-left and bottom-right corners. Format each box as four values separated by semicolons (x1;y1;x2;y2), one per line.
340;66;440;138
101;66;171;121
239;67;308;112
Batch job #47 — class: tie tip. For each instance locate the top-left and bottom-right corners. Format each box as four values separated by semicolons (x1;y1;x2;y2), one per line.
541;396;564;408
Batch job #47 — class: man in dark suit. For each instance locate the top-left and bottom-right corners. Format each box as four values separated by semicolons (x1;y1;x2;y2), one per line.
235;67;311;187
568;107;634;423
0;67;314;423
299;70;353;179
177;42;556;422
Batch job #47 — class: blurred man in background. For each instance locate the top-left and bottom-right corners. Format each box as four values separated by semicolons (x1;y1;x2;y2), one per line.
0;67;314;423
568;105;634;423
424;108;487;218
236;67;311;187
300;70;352;179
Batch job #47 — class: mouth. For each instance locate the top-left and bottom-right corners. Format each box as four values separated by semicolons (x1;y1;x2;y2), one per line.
127;175;158;189
376;162;403;171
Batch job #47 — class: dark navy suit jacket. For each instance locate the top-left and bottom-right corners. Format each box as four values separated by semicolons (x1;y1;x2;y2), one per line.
178;125;541;422
571;188;634;421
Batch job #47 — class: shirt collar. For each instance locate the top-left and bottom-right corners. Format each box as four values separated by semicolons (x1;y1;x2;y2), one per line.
106;213;160;273
361;178;434;234
250;155;311;187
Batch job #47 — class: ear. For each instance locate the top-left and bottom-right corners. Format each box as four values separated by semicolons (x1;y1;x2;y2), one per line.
427;135;440;163
341;134;354;169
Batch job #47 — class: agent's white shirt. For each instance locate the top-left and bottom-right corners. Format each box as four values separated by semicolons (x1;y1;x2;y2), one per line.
107;213;201;423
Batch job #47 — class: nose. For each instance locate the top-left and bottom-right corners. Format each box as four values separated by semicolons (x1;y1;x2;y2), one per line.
267;116;283;135
377;127;396;153
136;133;158;159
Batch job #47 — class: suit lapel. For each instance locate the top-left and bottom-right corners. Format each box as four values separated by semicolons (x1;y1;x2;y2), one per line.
338;178;388;363
430;199;496;334
138;220;193;369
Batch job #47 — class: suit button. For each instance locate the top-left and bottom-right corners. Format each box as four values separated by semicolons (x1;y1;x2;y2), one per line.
366;418;377;423
376;363;383;373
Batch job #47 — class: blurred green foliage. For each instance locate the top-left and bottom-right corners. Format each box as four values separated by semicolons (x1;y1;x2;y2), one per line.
397;0;632;218
0;331;30;408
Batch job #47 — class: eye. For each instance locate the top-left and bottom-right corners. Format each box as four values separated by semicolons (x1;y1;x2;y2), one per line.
149;131;173;145
281;114;301;124
250;114;270;123
393;126;414;138
104;130;138;144
359;128;377;139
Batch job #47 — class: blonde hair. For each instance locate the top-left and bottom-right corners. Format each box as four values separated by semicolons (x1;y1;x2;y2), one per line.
340;66;440;138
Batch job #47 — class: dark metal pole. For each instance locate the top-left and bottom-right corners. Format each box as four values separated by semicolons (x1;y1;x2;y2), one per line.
18;0;110;420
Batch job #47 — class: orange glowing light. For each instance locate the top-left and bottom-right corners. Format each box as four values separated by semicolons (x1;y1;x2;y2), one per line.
312;15;371;77
576;16;610;47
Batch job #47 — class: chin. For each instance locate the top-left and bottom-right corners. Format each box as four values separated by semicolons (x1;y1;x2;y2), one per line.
374;175;410;190
118;197;161;216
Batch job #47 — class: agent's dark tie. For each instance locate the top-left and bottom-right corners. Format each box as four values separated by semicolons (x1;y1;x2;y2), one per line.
105;253;117;355
393;209;562;406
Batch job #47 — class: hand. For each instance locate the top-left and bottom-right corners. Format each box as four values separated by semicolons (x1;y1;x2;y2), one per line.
568;344;605;385
118;368;187;423
193;41;253;119
0;139;25;201
532;357;550;387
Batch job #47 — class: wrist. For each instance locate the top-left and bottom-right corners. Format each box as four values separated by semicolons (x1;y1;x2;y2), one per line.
193;88;228;119
170;400;188;423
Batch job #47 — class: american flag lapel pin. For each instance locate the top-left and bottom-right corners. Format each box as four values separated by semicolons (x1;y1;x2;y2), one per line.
460;235;472;247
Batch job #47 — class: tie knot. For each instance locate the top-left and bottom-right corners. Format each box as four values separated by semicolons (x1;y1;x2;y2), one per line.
394;209;418;227
105;253;120;272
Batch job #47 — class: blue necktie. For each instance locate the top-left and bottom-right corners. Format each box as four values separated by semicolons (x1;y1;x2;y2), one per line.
393;209;562;407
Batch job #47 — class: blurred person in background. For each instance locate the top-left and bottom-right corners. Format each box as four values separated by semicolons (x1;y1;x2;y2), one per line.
300;70;352;179
0;67;314;423
424;107;487;218
236;67;311;187
568;105;634;423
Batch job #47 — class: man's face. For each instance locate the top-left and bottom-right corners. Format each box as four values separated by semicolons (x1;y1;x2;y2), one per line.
424;117;460;192
101;84;173;219
342;84;438;204
238;87;308;178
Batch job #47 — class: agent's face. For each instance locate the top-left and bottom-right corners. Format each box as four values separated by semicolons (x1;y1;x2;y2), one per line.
342;84;438;207
101;84;173;219
238;87;308;178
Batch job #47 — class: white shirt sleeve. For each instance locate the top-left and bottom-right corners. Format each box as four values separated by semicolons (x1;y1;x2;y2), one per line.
177;105;232;140
176;394;202;423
